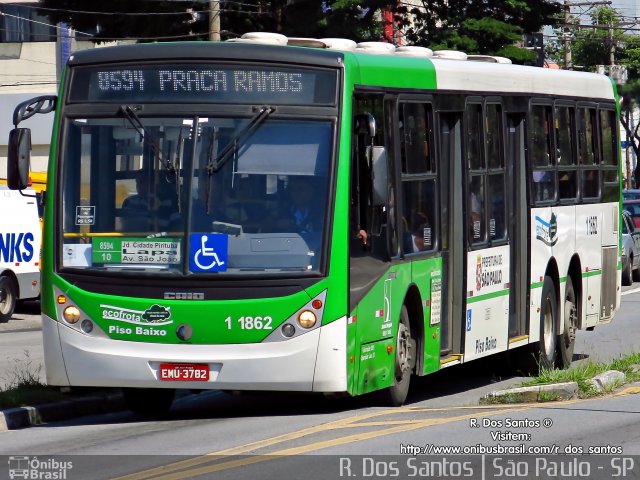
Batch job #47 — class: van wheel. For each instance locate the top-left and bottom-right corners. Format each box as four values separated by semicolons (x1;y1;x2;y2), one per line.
123;388;175;417
0;276;18;323
379;305;415;406
557;276;576;369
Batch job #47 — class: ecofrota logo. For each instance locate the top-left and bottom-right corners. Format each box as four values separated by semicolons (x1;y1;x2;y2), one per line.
0;233;34;263
535;214;558;247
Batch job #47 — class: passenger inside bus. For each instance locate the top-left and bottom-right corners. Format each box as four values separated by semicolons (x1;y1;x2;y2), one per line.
192;182;233;232
121;170;180;232
276;176;322;234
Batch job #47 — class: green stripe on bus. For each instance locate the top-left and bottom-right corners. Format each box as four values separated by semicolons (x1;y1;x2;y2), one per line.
467;289;510;303
582;270;601;278
531;281;544;289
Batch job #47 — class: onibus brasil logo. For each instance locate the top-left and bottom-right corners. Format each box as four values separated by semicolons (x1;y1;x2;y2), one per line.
535;213;558;246
8;456;72;480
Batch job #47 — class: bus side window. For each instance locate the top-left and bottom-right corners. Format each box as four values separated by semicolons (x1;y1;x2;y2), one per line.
399;102;437;254
469;175;485;242
530;104;556;203
579;107;600;200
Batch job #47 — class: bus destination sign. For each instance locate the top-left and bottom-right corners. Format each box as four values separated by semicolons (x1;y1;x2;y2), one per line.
70;64;337;105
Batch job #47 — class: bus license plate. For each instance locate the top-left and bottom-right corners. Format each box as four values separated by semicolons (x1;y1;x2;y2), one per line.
159;363;209;381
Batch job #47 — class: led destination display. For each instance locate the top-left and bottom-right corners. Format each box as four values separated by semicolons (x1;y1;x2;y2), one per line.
70;64;337;105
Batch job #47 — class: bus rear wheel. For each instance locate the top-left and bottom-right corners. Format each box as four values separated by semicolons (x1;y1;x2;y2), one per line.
0;276;18;323
380;305;415;406
536;276;557;371
122;388;175;417
557;276;577;369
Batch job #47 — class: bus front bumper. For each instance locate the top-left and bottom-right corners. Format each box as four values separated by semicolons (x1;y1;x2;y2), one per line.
42;314;347;392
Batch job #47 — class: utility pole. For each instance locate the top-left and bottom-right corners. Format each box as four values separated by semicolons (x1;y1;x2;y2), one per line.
564;0;572;69
209;0;220;41
608;20;615;67
626;110;632;188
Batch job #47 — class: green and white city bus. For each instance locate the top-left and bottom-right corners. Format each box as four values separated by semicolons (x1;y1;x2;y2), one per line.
7;33;621;413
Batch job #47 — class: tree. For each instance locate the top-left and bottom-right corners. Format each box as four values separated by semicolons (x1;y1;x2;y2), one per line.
37;1;390;43
562;7;640;186
393;0;561;64
38;1;209;42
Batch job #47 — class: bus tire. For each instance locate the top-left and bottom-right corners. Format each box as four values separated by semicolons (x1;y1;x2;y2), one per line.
123;388;175;417
0;276;18;323
557;276;577;369
380;305;415;406
536;276;557;370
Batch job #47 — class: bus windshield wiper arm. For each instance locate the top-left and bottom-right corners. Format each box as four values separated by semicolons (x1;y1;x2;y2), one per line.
120;104;176;174
206;106;274;175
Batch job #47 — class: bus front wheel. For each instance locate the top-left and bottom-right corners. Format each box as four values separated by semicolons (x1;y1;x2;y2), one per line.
0;276;17;323
380;305;415;406
123;388;175;417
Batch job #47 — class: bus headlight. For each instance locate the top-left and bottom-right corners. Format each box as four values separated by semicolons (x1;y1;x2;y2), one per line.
63;306;81;324
298;310;317;329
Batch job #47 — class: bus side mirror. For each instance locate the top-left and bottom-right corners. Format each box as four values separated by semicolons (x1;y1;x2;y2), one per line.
8;128;32;190
355;113;376;138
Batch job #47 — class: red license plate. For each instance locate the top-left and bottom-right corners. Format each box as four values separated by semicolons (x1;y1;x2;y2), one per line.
159;363;210;381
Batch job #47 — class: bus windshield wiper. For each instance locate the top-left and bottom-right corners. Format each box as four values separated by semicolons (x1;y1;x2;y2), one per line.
206;106;274;175
120;104;176;175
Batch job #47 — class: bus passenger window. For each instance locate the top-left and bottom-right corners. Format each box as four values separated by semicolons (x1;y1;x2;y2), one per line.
578;108;597;166
469;175;485;243
581;169;600;199
488;174;506;241
558;170;577;200
530;105;553;167
402;179;436;253
532;169;555;202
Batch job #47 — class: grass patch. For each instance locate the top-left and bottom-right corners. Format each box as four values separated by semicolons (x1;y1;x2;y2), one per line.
0;351;66;410
519;352;640;397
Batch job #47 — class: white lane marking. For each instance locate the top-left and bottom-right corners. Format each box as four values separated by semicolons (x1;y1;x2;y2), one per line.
622;286;640;296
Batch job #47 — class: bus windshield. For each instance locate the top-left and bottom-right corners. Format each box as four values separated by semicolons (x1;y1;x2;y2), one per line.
60;114;332;275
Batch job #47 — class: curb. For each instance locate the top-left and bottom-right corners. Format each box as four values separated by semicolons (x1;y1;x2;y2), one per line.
480;369;630;404
0;391;124;431
481;381;579;404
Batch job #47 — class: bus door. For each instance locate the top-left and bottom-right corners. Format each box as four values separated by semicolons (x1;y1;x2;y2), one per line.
437;111;463;361
460;101;511;363
505;114;529;343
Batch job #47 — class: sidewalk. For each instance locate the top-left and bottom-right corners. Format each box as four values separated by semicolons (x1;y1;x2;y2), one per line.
0;301;45;391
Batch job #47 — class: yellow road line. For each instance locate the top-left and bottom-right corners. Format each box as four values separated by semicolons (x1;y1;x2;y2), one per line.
114;398;588;480
148;407;534;480
113;405;528;480
614;386;640;396
113;407;412;480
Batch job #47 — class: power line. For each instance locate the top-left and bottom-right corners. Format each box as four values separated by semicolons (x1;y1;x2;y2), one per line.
0;11;93;36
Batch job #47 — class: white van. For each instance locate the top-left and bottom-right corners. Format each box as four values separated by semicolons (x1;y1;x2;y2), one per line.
0;186;41;322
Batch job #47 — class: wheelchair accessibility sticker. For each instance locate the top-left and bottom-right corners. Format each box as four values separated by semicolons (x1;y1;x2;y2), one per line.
190;233;227;272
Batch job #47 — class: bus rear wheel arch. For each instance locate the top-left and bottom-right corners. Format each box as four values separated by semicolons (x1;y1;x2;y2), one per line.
0;275;18;323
